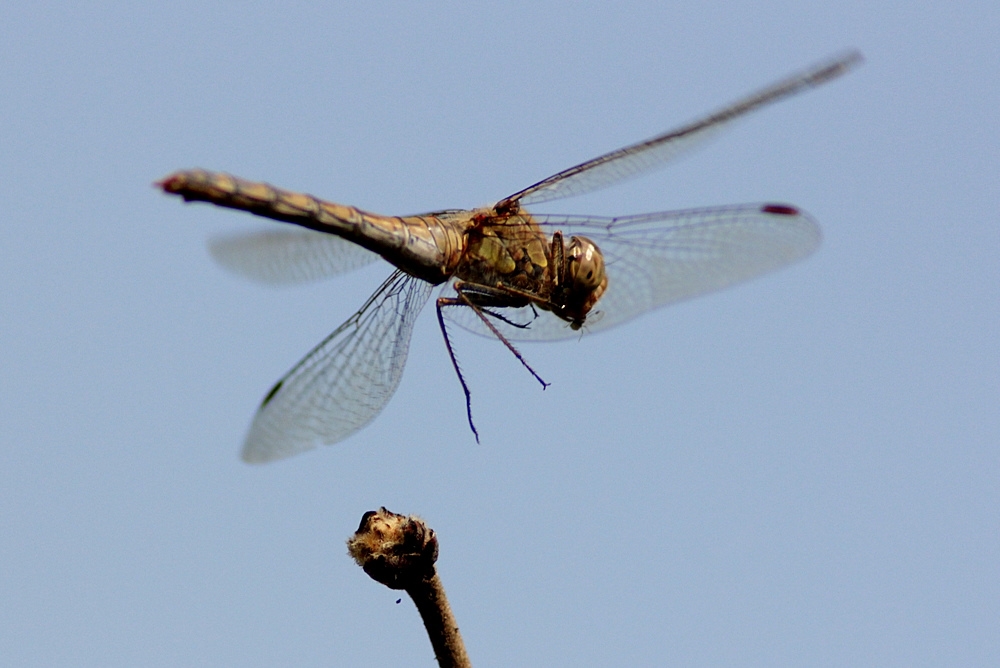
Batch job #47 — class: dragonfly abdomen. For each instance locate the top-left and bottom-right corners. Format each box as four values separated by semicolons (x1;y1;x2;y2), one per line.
158;169;469;284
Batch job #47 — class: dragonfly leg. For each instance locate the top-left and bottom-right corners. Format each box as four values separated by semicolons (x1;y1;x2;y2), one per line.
479;305;537;329
436;287;552;441
450;281;558;329
436;297;480;443
456;291;539;330
449;286;550;391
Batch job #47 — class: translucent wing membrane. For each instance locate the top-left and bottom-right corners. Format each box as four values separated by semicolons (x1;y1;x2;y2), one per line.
241;270;433;463
504;51;862;207
445;204;820;341
210;228;380;285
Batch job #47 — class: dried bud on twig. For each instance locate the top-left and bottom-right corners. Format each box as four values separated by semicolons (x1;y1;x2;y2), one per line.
347;507;439;589
348;508;471;668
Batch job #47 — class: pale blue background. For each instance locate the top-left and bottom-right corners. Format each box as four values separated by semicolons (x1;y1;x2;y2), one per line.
2;2;997;666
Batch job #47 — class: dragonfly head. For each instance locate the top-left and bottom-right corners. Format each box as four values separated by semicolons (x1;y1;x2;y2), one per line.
563;235;608;327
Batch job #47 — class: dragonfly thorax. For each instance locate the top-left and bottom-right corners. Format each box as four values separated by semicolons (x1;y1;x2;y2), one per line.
453;211;609;329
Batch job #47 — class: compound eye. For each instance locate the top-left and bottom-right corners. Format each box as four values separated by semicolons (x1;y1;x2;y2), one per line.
566;236;605;291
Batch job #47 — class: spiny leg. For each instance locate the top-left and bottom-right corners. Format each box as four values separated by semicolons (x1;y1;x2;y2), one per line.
491;302;540;329
436;297;480;443
436;289;552;441
450;285;550;390
472;302;539;330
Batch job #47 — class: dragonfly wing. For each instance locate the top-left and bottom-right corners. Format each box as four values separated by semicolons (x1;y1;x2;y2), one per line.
241;270;433;463
566;204;821;333
449;204;820;342
209;228;380;285
504;51;861;207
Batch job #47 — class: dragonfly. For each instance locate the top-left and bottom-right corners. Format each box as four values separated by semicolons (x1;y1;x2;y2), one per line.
160;51;861;463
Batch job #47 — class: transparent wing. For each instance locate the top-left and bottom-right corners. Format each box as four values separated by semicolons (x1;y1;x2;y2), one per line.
242;270;433;463
502;51;861;207
446;204;820;342
209;227;380;285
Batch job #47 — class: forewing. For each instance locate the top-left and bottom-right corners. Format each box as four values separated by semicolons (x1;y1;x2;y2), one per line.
241;271;433;463
447;204;820;342
571;204;821;332
504;51;861;207
209;227;380;285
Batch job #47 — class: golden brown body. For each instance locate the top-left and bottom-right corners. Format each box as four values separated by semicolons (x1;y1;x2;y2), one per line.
159;169;607;327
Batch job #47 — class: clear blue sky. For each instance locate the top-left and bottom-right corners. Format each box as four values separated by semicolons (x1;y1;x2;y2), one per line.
2;2;997;665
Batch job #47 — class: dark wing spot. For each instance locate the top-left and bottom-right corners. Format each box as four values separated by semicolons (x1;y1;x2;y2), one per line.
261;380;284;407
761;204;799;216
